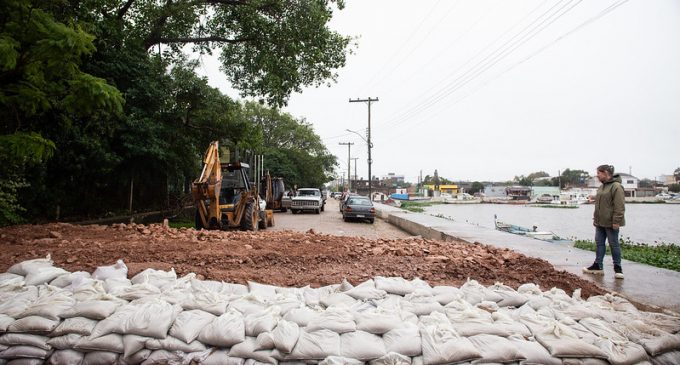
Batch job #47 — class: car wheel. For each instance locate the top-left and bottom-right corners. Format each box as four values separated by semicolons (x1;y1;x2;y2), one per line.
368;218;375;224
315;208;320;214
291;209;297;214
321;205;325;212
281;207;287;213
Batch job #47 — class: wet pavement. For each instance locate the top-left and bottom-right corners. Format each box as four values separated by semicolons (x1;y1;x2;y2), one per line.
375;202;680;314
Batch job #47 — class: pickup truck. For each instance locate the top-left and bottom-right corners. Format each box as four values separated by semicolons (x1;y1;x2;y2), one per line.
289;188;325;214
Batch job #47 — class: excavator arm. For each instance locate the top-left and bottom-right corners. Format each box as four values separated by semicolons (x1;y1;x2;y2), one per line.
191;141;222;229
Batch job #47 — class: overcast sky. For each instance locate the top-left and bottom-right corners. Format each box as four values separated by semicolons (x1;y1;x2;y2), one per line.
197;0;680;183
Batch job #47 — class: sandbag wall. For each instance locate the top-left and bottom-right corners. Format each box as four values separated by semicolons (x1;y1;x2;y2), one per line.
0;256;679;365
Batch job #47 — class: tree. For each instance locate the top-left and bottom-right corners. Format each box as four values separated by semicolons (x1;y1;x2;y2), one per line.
468;181;485;195
669;184;680;193
560;169;589;188
527;171;549;180
638;178;655;188
674;168;680;182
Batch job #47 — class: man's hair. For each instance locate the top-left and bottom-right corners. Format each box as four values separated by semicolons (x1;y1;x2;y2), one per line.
597;164;615;175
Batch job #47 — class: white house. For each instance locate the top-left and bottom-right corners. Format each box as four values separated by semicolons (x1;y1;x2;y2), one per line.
587;173;639;197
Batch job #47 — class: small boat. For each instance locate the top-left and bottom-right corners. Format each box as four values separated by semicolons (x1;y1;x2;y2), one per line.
494;215;570;242
443;193;482;204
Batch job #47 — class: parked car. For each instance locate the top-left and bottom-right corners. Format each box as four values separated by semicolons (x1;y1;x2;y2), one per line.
339;192;359;212
290;188;325;214
342;196;376;223
656;192;673;200
331;192;342;199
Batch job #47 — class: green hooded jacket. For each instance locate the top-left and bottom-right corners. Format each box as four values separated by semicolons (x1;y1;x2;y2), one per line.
594;174;626;228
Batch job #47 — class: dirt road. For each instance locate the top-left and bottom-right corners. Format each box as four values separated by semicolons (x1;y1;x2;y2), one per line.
271;198;411;239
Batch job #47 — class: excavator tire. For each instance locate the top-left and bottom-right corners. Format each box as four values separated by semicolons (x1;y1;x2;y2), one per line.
258;211;267;229
194;209;204;230
241;202;258;231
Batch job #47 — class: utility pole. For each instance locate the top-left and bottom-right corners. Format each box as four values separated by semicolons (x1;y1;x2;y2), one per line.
339;142;354;192
349;97;379;197
350;158;358;189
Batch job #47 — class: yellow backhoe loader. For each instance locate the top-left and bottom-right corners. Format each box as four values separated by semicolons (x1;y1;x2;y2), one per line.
192;141;274;231
260;171;287;212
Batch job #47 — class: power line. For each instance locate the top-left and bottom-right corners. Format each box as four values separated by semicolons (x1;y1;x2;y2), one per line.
379;0;575;129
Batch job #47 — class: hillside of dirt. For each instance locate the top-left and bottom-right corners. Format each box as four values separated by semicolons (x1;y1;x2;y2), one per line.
0;222;606;298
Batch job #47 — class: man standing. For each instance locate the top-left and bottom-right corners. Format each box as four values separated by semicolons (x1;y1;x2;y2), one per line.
583;164;626;279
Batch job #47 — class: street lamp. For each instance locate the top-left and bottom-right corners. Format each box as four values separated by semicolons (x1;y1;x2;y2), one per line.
346;129;373;196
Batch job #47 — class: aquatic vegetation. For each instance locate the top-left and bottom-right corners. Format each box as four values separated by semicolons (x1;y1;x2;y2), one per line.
574;238;680;272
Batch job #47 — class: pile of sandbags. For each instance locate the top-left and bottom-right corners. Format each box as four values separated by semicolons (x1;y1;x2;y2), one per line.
1;256;679;365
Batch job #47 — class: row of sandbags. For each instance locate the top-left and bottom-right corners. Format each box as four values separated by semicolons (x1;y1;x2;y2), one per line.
1;256;680;365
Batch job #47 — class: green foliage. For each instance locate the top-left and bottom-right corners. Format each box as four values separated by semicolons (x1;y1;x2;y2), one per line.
574;239;680;272
669;184;680;193
514;175;533;187
560;169;589;188
469;181;485;195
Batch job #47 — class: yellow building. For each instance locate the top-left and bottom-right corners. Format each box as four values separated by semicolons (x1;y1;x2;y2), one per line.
423;184;459;195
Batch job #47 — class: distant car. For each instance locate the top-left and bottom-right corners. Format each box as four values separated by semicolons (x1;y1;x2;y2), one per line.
342;196;376;223
656;193;672;200
331;192;342;199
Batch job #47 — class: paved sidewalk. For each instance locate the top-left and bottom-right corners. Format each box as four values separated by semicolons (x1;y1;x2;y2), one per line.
375;203;680;314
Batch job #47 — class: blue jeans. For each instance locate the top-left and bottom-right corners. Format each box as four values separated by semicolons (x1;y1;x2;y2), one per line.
595;225;621;267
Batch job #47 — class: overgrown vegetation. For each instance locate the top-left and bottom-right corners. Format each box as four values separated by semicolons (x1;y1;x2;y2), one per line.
1;0;352;225
574;239;680;272
399;201;440;213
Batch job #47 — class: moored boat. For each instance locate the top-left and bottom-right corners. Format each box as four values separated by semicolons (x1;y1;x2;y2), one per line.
494;215;570;242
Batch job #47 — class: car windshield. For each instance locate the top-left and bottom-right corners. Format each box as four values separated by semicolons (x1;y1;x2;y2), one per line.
298;190;319;196
348;198;372;206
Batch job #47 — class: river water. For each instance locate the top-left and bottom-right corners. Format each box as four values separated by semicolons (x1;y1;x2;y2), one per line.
423;203;680;244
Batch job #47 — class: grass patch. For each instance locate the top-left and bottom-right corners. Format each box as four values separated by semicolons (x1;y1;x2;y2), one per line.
399;201;439;213
168;220;194;229
573;239;680;272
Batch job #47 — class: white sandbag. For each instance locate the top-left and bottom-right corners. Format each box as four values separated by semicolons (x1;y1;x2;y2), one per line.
3;358;44;365
593;337;649;365
228;337;279;364
0;287;39;318
115;283;161;301
506;335;562;365
344;284;387;301
197;309;245;347
70;279;109;302
0;274;24;289
168;310;215;343
120;349;151;365
319;293;356;309
0;315;14;332
319;356;363;365
123;299;182;338
354;308;403;334
75;333;124;353
369;352;411;365
47;334;82;350
140;349;184;365
16;287;75;321
268;294;304;316
245;307;281;337
0;334;49;350
431;286;462;306
122;335;150;359
229;295;268;316
200;349;245;365
145;336;207;353
92;260;128;281
283;307;318;327
82;350;119;365
270;320;300;354
0;345;50;360
534;323;608;359
61;300;122;320
25;267;68;286
248;282;279;298
420;316;482;365
255;332;275;350
618;320;680;356
402;292;444;316
50;271;91;288
103;278;131;295
285;329;340;360
488;283;528;308
467;334;525;363
130;268;176;291
340;330;386;360
7;316;59;333
383;324;421;357
89;304;138;338
189;279;225;293
651;350;680;365
8;255;54;276
561;359;610;365
47;349;85;365
374;277;415;296
181;290;229;315
460;280;502;305
51;317;97;337
306;307;356;334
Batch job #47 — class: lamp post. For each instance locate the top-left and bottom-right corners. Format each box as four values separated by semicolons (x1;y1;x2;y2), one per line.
346;129;373;196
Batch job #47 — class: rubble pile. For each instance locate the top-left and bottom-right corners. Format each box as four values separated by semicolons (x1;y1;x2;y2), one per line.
0;257;680;364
